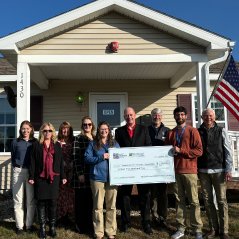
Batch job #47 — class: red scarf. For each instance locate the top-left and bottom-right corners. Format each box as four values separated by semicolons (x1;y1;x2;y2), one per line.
40;141;59;183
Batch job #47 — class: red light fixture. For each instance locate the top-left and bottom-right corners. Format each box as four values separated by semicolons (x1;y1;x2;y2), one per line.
110;42;119;52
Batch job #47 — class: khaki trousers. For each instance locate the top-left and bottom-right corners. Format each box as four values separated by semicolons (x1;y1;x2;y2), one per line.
90;179;118;237
12;167;35;228
198;172;228;233
174;174;203;232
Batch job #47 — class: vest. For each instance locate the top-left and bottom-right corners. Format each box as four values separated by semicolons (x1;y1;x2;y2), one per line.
197;123;225;169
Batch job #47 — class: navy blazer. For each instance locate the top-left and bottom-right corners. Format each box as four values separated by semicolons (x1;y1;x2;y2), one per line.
115;124;152;147
29;141;66;181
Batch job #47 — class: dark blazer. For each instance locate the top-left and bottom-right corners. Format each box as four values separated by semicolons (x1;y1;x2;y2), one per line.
115;124;152;147
29;140;66;181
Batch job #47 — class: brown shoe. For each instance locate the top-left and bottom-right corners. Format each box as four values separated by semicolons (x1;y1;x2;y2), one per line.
220;233;230;239
207;230;219;238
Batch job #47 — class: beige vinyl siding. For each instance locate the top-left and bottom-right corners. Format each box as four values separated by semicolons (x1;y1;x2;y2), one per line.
20;13;204;55
0;80;209;131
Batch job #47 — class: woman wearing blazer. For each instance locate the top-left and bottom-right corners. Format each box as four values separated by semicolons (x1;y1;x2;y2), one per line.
29;123;66;239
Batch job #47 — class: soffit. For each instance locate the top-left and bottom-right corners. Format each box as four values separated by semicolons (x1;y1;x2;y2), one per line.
39;63;185;80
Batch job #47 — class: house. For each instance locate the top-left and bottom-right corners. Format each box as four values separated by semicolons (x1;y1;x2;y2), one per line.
0;0;238;193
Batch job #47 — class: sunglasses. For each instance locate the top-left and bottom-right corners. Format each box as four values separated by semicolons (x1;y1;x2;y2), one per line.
83;123;92;127
43;130;53;133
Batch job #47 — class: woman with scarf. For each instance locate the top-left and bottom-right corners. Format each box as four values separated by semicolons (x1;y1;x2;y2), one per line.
29;123;66;239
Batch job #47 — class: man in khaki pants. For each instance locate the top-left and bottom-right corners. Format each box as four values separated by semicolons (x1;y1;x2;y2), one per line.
165;106;203;239
198;109;233;239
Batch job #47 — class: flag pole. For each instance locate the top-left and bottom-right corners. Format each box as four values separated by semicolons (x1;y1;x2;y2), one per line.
206;48;233;108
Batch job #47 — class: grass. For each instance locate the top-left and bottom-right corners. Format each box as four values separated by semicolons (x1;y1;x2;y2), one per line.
0;205;239;239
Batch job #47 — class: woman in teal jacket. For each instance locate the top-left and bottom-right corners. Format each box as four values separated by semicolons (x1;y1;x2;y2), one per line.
85;121;119;239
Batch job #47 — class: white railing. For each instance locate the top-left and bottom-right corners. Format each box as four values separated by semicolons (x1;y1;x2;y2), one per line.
228;131;239;177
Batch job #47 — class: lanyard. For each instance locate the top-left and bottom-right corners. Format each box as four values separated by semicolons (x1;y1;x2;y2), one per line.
176;125;187;147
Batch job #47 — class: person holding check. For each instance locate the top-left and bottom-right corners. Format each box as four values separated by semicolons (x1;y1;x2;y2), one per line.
85;121;119;239
115;107;153;236
165;106;203;239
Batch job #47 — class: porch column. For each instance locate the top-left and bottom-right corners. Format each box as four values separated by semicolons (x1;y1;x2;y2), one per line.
196;62;208;126
17;63;30;135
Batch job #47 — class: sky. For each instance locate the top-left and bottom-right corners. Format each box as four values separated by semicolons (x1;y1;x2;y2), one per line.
0;0;239;61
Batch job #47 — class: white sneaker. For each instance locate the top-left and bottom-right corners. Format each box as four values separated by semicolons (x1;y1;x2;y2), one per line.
171;230;185;239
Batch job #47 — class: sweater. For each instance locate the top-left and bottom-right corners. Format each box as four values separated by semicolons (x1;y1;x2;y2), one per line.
165;125;203;174
85;140;120;182
11;138;36;167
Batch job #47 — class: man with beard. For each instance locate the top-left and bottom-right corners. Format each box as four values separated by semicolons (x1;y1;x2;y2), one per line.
148;108;170;228
115;107;153;236
198;109;232;239
165;106;203;239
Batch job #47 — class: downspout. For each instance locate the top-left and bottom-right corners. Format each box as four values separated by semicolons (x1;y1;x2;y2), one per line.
204;50;229;107
205;41;236;107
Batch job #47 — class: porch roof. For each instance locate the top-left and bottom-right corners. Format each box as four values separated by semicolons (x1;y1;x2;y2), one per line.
0;0;235;68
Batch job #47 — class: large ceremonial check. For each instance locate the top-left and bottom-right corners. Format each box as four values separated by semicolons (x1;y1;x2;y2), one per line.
108;146;175;186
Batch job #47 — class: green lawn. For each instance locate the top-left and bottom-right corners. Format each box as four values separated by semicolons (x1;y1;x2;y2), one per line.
0;205;239;239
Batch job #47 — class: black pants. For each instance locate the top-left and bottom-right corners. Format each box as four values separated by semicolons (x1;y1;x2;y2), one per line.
121;184;150;226
75;187;93;232
150;183;168;220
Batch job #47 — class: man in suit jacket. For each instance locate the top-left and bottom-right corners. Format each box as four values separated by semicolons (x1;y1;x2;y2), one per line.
115;107;153;236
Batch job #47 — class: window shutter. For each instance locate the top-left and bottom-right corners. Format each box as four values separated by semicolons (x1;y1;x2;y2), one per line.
30;96;43;131
177;94;193;126
227;109;239;131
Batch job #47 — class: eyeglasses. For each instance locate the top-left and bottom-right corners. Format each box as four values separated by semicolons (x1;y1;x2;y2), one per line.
83;123;92;127
43;130;53;133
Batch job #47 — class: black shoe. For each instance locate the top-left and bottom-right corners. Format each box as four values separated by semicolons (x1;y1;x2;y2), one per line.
120;224;131;234
16;229;24;236
143;224;153;235
152;217;160;225
159;219;168;229
26;228;33;234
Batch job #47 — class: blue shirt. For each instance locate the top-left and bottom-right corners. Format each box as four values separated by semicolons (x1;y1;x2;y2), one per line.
11;138;35;167
85;140;120;182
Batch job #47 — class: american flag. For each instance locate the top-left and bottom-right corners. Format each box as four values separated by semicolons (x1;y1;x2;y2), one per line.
214;55;239;121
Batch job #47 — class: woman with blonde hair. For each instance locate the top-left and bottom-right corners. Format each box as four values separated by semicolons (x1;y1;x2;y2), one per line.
29;123;66;239
11;120;37;235
85;121;119;239
72;116;96;234
57;122;75;223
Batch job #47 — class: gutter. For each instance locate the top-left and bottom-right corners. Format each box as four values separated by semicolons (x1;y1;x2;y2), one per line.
205;41;236;107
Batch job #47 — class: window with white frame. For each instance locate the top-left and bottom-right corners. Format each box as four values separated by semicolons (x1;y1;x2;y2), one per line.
0;96;16;153
192;93;228;129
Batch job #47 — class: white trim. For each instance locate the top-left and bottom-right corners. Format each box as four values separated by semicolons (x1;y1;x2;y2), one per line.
89;92;128;127
191;73;220;81
191;93;196;128
18;54;208;64
0;153;11;156
0;0;230;51
0;75;17;82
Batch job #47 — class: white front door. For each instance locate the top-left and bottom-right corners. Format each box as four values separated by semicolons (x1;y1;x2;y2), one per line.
89;93;127;128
